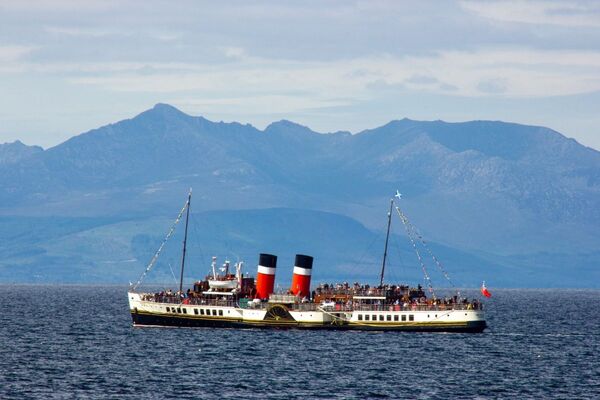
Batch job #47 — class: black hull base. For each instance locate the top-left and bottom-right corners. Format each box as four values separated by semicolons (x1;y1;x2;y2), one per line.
131;312;487;333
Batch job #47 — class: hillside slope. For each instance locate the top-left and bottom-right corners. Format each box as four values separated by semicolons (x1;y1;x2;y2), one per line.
0;104;598;285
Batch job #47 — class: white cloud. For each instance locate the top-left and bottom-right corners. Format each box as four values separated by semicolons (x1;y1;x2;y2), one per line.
0;0;119;12
0;45;35;62
57;48;600;101
44;26;116;38
170;95;352;116
460;0;600;27
2;1;600;149
44;25;182;42
220;46;246;59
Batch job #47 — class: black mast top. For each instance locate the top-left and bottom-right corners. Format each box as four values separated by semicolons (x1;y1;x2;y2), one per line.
178;189;192;295
379;198;394;287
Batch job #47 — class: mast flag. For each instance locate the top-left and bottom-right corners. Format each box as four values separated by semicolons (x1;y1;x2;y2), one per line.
481;281;492;298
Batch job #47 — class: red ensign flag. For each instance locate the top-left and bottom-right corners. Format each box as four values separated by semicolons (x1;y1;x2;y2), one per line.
481;282;492;298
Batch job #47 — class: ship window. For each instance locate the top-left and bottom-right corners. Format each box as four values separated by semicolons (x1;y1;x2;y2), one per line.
199;309;204;315
401;315;406;321
218;310;223;316
372;314;376;321
365;315;370;321
183;308;187;314
212;310;217;316
435;314;437;318
428;314;430;318
358;314;363;321
166;307;170;312
409;314;414;321
394;315;399;321
379;315;384;321
194;309;198;315
386;315;391;321
177;308;181;313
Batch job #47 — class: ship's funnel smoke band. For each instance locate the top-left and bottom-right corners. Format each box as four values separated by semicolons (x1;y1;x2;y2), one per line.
290;254;313;298
255;253;277;299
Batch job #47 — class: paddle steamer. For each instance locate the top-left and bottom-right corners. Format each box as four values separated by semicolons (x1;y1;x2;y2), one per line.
128;191;487;332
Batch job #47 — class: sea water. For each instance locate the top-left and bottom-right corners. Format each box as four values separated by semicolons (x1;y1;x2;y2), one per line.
0;286;598;399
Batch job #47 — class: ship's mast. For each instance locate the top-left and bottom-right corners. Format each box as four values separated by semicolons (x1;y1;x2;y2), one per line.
178;189;192;295
379;198;394;287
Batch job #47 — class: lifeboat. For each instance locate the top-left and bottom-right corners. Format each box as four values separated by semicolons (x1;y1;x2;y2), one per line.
208;277;238;289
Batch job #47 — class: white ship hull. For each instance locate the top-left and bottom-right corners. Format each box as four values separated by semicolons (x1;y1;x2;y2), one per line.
128;292;487;332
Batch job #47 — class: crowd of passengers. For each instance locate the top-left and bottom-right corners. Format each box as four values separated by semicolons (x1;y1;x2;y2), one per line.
141;289;231;304
314;282;414;296
141;282;483;310
314;282;483;310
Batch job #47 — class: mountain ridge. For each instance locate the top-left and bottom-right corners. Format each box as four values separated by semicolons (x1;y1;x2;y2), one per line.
0;104;598;285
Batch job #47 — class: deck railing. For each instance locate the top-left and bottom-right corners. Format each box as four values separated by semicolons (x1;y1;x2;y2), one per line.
139;294;482;311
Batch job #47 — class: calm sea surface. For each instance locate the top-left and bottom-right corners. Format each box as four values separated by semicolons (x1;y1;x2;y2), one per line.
0;286;598;399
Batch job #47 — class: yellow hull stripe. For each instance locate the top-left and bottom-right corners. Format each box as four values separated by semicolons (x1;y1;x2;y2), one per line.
132;310;475;328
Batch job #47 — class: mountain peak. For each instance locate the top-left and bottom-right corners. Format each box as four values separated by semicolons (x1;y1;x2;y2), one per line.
151;103;188;116
0;140;43;164
152;103;183;113
265;119;314;133
134;103;191;121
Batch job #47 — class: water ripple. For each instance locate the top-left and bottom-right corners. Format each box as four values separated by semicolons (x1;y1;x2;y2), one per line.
0;286;598;399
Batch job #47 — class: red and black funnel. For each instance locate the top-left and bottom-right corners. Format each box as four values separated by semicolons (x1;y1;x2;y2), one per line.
255;253;277;299
290;254;313;298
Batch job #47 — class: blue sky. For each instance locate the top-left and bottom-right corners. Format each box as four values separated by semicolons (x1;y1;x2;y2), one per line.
1;0;600;149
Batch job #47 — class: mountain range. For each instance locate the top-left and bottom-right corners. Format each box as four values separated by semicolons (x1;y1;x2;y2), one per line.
1;103;598;287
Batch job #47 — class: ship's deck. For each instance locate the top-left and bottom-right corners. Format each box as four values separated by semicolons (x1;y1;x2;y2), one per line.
137;293;483;312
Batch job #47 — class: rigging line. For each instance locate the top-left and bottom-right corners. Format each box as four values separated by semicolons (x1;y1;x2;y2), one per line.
345;221;388;277
393;205;437;300
167;262;179;286
399;212;456;289
131;193;190;291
